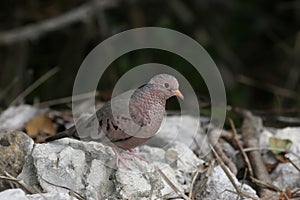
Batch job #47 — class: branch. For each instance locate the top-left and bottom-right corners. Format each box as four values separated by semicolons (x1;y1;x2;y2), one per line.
0;0;118;45
241;110;276;198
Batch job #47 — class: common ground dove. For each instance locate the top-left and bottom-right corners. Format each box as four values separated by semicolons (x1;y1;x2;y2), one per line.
46;74;184;168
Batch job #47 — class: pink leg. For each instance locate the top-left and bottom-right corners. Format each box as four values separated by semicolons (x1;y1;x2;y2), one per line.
112;147;131;169
128;149;148;163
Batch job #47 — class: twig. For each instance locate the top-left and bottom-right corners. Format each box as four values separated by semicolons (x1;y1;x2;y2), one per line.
277;116;300;124
253;108;300;114
285;154;300;173
36;91;100;108
0;77;19;102
156;167;190;200
250;177;289;199
40;176;85;200
236;147;300;160
10;67;59;106
208;128;237;175
250;177;280;192
189;161;214;199
0;170;37;194
229;118;254;177
210;145;259;200
241;110;276;197
237;75;299;99
0;0;118;45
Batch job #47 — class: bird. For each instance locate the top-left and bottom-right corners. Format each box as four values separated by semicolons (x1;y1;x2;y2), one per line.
46;74;184;169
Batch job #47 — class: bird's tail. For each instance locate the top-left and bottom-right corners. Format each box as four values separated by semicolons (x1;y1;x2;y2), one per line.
45;126;79;142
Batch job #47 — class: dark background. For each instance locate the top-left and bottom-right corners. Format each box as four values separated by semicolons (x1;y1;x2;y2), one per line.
0;0;299;123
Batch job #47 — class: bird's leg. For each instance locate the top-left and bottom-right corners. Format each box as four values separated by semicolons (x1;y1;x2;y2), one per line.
112;147;131;169
127;149;148;163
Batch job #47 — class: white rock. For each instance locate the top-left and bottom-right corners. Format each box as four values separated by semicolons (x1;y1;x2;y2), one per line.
147;115;207;152
155;163;184;199
14;115;259;199
33;142;86;194
0;189;77;200
166;142;202;192
271;162;300;189
201;165;258;200
115;159;164;199
85;159;115;199
0;189;28;200
27;192;77;200
0;105;44;131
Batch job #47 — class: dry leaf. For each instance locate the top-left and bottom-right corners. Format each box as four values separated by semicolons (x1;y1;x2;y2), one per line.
269;137;292;154
279;188;292;200
25;114;56;138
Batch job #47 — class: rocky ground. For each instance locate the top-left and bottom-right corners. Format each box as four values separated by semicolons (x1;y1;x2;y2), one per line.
0;105;299;199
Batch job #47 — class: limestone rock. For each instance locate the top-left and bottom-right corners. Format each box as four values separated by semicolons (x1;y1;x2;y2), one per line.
0;131;34;191
200;165;258;200
0;189;27;200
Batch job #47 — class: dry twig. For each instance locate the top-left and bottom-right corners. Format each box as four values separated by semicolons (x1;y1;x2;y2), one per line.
10;67;60;106
237;75;299;99
229;118;254;177
0;170;37;194
37;91;100;108
208;128;237;175
210;145;259;200
40;176;85;200
156;167;190;200
0;0;118;45
189;160;214;199
241;110;276;198
285;154;300;173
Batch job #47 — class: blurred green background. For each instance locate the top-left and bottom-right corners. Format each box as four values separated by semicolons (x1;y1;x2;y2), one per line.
0;0;299;121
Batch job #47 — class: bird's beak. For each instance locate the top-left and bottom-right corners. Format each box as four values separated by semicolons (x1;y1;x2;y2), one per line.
173;89;184;100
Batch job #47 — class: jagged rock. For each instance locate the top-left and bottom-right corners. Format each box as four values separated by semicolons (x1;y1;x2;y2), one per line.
146;115;209;155
0;131;34;191
0;115;260;199
0;189;27;200
18;137;203;199
200;165;258;200
271;161;300;190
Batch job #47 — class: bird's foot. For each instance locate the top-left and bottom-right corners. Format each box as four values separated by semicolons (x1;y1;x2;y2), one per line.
112;147;131;170
127;149;148;163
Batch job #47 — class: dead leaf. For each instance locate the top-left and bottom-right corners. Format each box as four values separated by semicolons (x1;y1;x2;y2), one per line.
279;188;292;200
269;137;292;154
25;114;56;138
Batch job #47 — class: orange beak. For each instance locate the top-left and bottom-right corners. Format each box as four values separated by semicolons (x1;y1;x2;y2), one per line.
173;89;184;100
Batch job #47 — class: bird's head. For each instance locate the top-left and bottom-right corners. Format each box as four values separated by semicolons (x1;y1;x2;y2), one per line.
149;74;184;100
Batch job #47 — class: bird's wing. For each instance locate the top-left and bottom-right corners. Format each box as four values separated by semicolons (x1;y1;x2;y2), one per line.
95;89;144;142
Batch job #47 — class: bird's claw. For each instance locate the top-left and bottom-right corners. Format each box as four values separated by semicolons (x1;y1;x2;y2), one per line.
128;149;148;163
113;147;131;169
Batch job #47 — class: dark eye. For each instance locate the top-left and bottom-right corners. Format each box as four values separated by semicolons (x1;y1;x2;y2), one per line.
164;83;169;88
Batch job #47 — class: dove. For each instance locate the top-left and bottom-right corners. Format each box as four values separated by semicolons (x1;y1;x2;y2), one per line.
46;74;184;169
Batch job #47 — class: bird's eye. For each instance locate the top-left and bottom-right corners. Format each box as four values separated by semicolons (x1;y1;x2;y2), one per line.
164;83;169;88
